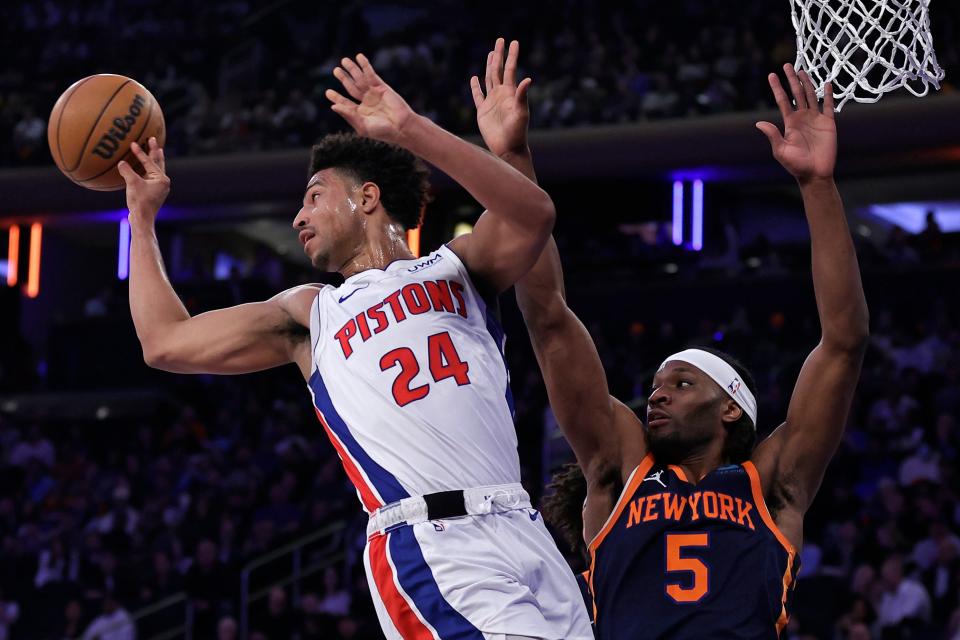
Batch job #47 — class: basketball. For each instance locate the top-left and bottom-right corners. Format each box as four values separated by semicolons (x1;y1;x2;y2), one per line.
47;74;166;191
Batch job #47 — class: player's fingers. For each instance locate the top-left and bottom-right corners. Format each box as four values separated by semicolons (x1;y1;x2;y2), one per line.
485;51;495;94
129;141;159;175
755;121;785;147
470;76;485;109
155;146;166;173
148;137;165;172
799;69;818;111
516;77;532;104
355;53;383;84
784;63;807;110
341;57;365;88
503;40;520;87
767;73;792;121
325;88;355;107
492;37;505;85
823;81;835;117
116;160;140;185
334;66;364;100
329;103;361;130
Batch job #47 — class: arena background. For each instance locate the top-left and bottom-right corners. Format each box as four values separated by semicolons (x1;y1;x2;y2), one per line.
1;1;960;638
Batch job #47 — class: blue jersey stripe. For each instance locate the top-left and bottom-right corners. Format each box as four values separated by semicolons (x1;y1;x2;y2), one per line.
309;370;410;504
483;306;515;419
388;527;485;639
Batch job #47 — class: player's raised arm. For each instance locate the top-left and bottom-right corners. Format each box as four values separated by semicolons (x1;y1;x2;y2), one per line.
326;51;555;294
120;140;316;376
474;40;641;496
751;65;869;517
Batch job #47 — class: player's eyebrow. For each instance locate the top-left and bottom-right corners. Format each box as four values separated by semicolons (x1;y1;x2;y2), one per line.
305;174;327;191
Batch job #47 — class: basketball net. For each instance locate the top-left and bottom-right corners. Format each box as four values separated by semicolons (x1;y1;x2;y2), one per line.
790;0;946;111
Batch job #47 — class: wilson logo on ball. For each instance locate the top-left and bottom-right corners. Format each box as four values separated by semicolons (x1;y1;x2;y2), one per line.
91;94;147;159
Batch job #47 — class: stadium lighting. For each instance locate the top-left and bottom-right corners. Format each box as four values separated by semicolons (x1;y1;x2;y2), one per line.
692;180;704;251
118;219;130;280
672;181;684;246
6;225;19;287
26;223;42;298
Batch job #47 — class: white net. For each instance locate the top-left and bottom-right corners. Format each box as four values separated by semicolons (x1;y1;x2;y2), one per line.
790;0;946;111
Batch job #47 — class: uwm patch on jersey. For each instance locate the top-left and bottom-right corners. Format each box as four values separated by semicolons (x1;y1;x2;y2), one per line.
589;455;800;640
306;245;519;512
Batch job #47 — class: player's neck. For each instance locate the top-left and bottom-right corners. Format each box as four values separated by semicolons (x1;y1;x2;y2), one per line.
338;222;415;279
671;442;726;485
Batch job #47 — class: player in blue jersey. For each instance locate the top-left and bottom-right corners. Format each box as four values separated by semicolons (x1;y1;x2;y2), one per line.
472;40;868;638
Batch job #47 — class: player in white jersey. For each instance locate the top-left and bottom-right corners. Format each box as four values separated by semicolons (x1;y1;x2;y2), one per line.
119;43;592;640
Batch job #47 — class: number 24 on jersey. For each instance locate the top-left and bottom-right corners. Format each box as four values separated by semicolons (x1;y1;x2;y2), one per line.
379;331;471;406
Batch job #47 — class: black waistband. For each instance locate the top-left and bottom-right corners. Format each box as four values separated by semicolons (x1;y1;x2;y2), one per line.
423;490;467;520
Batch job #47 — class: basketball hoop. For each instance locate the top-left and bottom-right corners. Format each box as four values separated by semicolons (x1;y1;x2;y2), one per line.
790;0;946;111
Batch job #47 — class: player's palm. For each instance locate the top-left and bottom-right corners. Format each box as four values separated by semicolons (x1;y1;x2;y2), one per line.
472;39;532;158
326;54;415;144
757;64;837;183
774;110;836;180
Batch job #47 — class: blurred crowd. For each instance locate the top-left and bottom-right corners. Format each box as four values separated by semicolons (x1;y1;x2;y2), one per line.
0;217;957;639
2;0;958;166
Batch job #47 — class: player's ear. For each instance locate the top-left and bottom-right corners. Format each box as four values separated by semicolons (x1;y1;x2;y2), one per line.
721;398;743;425
359;181;381;214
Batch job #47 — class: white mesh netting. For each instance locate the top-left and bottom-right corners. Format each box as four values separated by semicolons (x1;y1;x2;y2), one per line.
790;0;946;111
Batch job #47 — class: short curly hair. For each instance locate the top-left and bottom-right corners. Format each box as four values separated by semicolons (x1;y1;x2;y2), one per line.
309;133;431;230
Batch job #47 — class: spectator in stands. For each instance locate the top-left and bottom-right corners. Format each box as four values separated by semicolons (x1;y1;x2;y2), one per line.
7;424;54;468
876;554;932;637
79;592;134;640
217;615;238;640
0;587;18;640
251;586;296;640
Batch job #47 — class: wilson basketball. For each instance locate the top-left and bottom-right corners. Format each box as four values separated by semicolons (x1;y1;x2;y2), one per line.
47;74;166;191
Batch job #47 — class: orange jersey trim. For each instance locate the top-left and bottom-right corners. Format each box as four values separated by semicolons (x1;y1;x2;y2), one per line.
742;460;797;636
587;453;655;623
668;464;689;483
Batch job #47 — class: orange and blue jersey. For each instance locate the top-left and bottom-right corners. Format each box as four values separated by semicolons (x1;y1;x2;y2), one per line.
588;454;799;639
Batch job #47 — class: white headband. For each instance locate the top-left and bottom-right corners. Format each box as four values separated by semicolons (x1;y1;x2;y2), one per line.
659;349;758;428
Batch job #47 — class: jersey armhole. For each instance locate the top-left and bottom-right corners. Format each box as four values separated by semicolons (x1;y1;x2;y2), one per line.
586;452;654;623
741;461;797;555
440;242;498;308
308;291;322;372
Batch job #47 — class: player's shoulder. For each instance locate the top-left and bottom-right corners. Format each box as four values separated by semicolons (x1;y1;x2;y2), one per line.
271;284;326;327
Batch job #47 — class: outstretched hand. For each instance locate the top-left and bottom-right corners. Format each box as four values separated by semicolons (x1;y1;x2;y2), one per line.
326;54;417;144
471;38;532;158
757;64;836;183
118;137;169;222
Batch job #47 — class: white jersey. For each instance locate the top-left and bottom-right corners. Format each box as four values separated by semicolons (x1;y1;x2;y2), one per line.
307;245;519;513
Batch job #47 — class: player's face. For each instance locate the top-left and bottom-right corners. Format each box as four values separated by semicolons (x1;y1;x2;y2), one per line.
293;169;365;271
645;362;727;463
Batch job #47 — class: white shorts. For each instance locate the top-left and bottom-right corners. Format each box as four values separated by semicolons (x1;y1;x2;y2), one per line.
362;492;592;640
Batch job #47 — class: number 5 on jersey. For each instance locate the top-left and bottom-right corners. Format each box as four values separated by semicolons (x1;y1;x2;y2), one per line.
379;331;471;407
665;533;710;603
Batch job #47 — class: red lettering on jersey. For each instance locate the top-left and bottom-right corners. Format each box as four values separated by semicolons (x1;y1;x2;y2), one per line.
687;493;702;521
402;283;431;315
643;493;662;522
334;319;357;359
424;280;455;313
663;494;687;521
367;302;389;334
627;497;646;528
719;494;736;522
383;290;407;323
449;281;468;318
735;498;756;530
702;491;719;518
356;311;372;341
